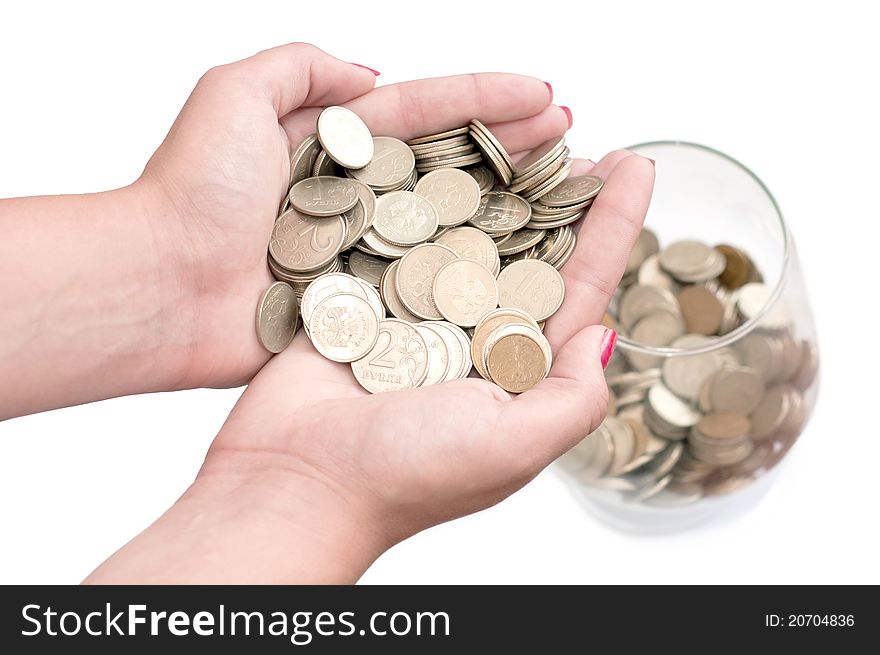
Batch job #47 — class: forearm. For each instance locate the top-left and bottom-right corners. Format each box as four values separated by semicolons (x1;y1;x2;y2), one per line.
84;457;387;584
0;181;195;419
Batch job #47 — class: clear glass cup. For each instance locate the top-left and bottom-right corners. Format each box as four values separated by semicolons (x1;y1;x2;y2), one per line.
555;142;819;532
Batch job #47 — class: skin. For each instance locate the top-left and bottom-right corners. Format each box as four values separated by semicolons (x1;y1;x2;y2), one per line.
0;43;653;583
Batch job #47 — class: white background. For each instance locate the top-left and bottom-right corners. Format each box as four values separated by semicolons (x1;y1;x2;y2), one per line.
1;0;877;584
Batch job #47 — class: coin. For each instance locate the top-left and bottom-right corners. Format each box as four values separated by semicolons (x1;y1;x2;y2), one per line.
255;281;299;353
495;228;545;257
485;323;550;393
648;382;702;429
659;240;726;282
468;191;532;234
289;134;322;186
406;126;470;145
512;136;566;178
434;226;500;275
496;259;565;321
677;285;723;335
466;165;496;194
625;227;660;276
270;209;346;272
347;249;389;286
308;292;379;362
715;244;755;289
360;228;413;258
340;180;377;249
347;136;416;191
373;190;439;246
433;259;499;328
422;321;472;380
289;176;358;217
415;323;451;386
395;243;459;320
704;366;765;415
539;175;603;207
316;106;374;169
351;318;429;392
300;272;371;328
662;335;727;400
379;260;420;322
736;282;790;329
414;168;482;227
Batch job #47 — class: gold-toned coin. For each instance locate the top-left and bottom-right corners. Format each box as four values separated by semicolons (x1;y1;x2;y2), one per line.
715;244;755;290
255;281;299;353
270;209;346;273
316;106;374;169
677;285;724;335
289;176;358;217
394;243;459;320
308;292;379;362
351;319;429;392
484;323;551;393
496;259;565;321
433;259;499;328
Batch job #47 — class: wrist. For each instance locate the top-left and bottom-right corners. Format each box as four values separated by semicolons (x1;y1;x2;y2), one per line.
86;449;390;584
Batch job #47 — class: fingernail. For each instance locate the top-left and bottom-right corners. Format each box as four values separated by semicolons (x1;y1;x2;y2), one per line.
561;106;573;128
647;158;655;166
600;329;617;369
544;81;553;101
351;63;380;76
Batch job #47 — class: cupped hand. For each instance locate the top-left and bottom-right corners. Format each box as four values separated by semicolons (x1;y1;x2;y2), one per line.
142;43;567;388
195;150;654;573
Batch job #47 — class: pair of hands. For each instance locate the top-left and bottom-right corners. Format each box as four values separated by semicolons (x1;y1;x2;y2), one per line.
73;43;654;582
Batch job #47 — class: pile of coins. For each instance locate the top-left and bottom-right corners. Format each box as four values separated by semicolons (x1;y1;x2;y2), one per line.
558;228;819;505
256;106;602;395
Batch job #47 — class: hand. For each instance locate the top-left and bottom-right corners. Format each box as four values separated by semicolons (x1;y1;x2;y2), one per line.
87;148;653;583
143;43;568;388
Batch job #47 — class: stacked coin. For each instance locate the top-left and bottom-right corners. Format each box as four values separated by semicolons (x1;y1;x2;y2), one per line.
558;228;819;505
257;106;601;395
407;126;482;173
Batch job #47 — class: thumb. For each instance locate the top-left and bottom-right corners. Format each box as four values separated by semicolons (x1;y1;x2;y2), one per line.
197;42;378;117
500;325;616;467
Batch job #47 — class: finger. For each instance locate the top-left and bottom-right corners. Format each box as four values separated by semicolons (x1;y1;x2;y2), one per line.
199;42;378;117
280;73;552;143
498;325;612;468
485;105;570;156
544;153;655;348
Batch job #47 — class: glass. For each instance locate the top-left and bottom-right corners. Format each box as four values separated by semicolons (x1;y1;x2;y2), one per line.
555;142;819;532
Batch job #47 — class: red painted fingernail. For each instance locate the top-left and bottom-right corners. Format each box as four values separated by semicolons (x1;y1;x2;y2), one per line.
647;158;655;166
351;63;380;76
600;329;617;369
544;81;553;101
561;106;573;128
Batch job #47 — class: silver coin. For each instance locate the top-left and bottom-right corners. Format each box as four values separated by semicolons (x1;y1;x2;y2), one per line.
316;106;374;169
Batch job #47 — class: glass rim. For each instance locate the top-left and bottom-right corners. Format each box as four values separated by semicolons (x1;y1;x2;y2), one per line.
616;140;792;358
